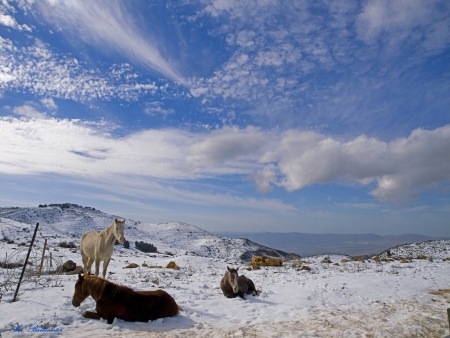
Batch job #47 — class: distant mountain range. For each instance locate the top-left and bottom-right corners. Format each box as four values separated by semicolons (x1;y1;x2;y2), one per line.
214;232;450;257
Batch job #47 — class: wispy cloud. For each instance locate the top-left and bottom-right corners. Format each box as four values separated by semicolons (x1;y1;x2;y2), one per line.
0;37;166;102
144;102;174;116
36;0;182;81
356;0;450;53
0;115;268;179
187;0;450;134
12;104;47;119
40;98;57;110
0;11;31;31
71;175;298;213
334;203;380;210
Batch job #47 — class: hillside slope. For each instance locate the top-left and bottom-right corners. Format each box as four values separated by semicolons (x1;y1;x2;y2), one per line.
0;205;297;262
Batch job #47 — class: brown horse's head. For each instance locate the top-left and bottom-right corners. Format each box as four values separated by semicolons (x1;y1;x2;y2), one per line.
226;266;240;293
72;273;89;307
113;218;125;244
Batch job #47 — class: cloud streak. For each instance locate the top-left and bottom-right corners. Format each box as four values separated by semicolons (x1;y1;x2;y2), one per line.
37;0;182;82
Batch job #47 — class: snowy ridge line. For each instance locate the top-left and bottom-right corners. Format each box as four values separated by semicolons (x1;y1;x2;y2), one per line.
0;206;298;262
378;239;450;259
1;205;450;261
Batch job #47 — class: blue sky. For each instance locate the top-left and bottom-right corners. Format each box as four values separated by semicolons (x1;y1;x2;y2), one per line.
1;0;450;235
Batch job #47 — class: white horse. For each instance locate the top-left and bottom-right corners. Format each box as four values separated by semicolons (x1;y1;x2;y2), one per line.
80;219;125;278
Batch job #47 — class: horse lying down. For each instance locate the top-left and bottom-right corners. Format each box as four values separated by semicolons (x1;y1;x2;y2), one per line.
72;273;179;324
220;266;259;299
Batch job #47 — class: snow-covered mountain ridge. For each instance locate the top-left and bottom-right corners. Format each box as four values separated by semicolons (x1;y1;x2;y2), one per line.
1;204;449;261
0;205;298;262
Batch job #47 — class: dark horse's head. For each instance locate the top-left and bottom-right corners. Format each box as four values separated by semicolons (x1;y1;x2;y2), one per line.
72;273;89;307
226;266;240;293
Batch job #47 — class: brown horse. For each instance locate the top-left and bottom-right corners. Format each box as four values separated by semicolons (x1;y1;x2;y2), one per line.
220;266;258;299
72;273;179;324
80;218;125;278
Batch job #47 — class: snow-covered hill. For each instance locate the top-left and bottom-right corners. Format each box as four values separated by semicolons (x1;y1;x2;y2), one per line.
0;205;297;262
379;239;450;259
1;205;450;337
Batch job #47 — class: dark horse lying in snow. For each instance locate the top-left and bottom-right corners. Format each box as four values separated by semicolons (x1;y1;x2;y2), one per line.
220;266;258;299
72;273;179;324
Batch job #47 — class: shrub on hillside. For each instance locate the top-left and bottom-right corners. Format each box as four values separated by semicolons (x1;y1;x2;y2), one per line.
123;240;130;249
59;241;77;249
135;241;157;253
251;255;283;267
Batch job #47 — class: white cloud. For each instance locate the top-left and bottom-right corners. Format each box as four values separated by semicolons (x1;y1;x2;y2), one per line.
0;116;268;179
356;0;450;51
187;0;450;124
12;104;47;118
37;0;182;81
0;13;32;31
187;1;344;112
0;115;296;212
40;97;57;110
144;102;174;116
186;126;269;172
356;0;431;41
71;175;297;212
253;164;276;193
334;203;379;209
0;37;165;102
258;125;450;202
1;115;449;204
0;13;15;27
0;72;15;83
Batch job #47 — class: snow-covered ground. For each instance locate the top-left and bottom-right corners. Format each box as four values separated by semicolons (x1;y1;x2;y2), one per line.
0;206;449;337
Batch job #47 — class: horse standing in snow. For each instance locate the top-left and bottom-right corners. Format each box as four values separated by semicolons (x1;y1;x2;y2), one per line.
72;273;179;324
220;266;258;299
80;218;125;278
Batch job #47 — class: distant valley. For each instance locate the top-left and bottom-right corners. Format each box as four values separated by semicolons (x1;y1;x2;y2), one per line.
215;232;450;257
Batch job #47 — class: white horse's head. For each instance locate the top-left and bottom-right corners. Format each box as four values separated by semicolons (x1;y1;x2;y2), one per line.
113;218;125;244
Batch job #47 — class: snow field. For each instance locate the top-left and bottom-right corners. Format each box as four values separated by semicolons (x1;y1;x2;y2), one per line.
1;207;450;337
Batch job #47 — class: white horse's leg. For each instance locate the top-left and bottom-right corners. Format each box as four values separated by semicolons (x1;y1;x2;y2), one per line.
86;257;94;274
94;259;101;276
81;251;89;273
102;258;111;278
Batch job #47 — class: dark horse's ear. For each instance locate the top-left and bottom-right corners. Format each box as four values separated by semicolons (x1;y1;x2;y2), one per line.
115;218;118;223
227;266;231;272
78;273;84;280
236;267;239;272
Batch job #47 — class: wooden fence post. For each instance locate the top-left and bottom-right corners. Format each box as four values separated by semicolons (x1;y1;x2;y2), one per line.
38;238;47;277
447;308;450;332
13;223;39;302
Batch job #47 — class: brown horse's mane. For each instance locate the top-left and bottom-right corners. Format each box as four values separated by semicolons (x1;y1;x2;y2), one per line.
82;275;107;299
83;275;135;300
